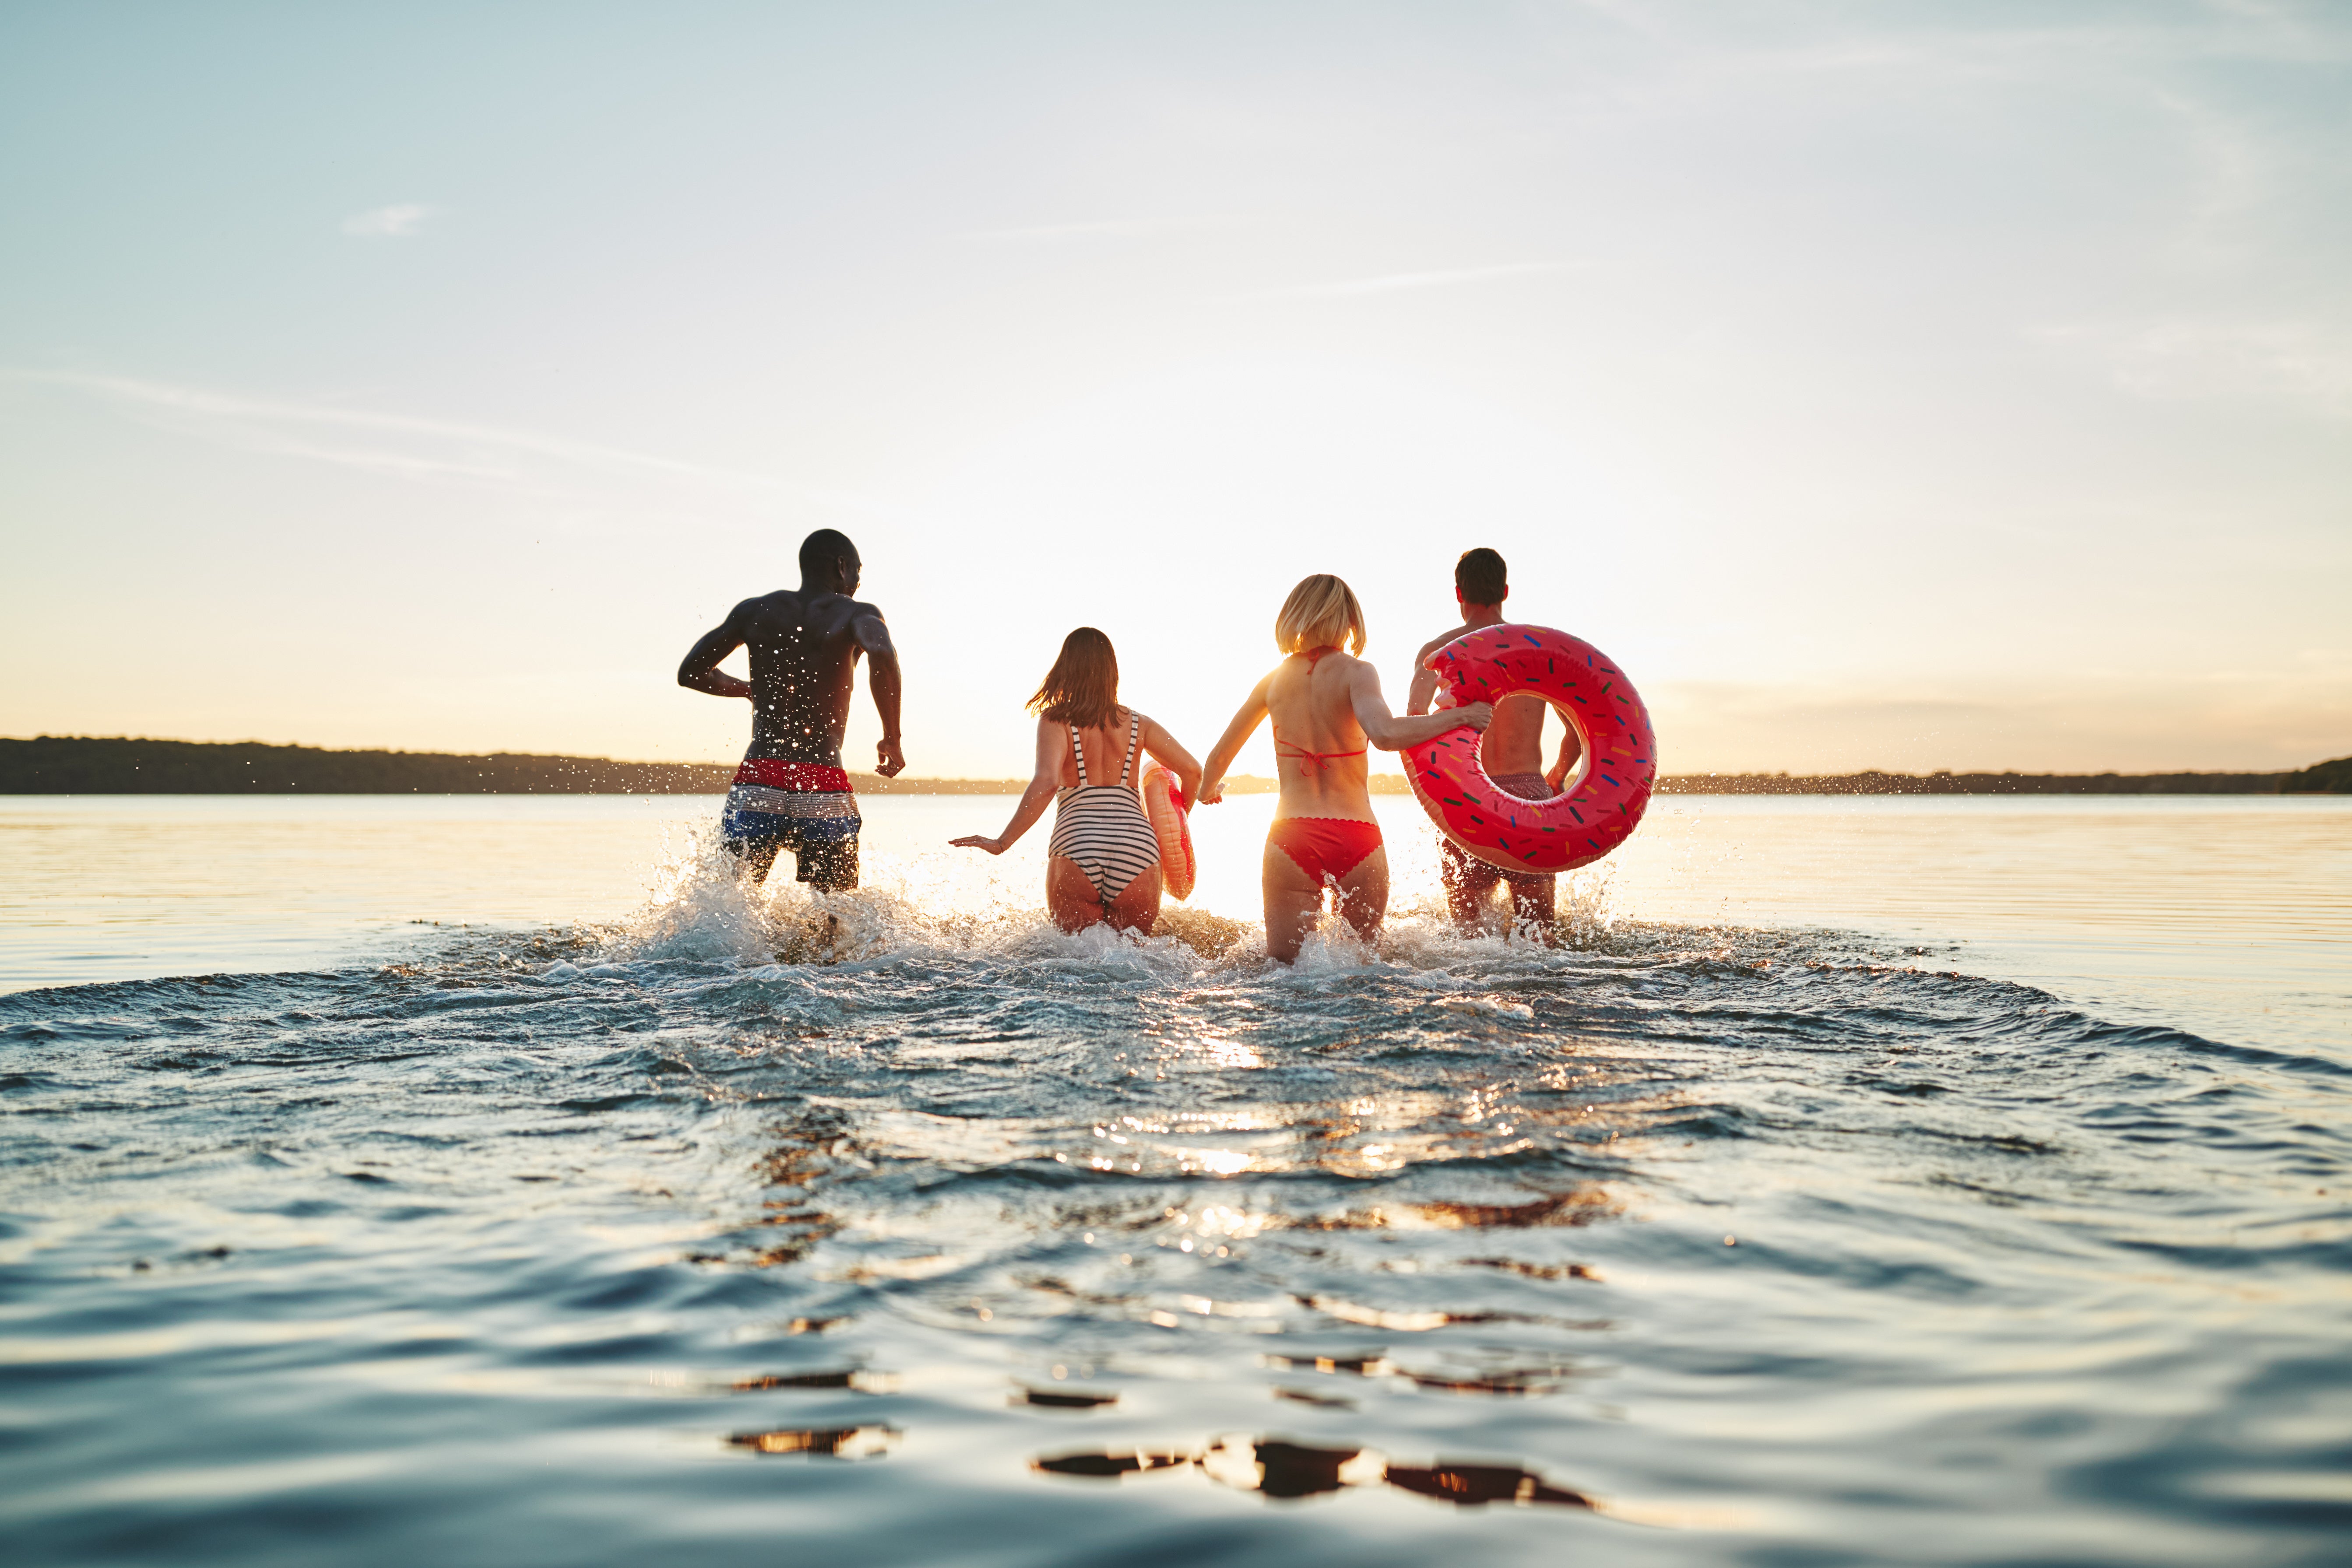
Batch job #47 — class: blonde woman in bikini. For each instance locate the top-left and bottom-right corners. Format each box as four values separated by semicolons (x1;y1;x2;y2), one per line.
1196;575;1492;963
953;627;1202;936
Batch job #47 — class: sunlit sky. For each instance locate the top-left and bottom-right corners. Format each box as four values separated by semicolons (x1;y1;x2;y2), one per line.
3;2;2346;777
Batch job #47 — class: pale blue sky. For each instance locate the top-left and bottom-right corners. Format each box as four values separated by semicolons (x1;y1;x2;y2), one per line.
3;1;2346;775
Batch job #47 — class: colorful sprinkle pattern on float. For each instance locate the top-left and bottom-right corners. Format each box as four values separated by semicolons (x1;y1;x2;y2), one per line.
1406;625;1656;875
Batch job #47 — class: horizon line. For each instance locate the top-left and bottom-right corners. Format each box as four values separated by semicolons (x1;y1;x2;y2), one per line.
4;735;2340;780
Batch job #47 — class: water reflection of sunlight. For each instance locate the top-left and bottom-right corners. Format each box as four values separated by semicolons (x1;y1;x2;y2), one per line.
1034;1434;1594;1509
729;1425;898;1459
1173;1203;1269;1240
1189;1028;1264;1071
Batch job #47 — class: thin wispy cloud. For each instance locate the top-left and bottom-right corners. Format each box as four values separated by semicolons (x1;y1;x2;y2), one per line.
963;217;1209;243
342;203;433;238
4;369;892;514
1247;262;1564;301
2033;320;2352;419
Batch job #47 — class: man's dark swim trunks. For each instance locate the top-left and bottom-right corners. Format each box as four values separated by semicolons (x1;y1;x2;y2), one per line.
1440;771;1557;886
721;759;860;890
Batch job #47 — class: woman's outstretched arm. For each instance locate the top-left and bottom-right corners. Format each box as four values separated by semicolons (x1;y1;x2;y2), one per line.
1137;715;1203;805
1195;677;1272;804
951;719;1062;854
1348;663;1492;751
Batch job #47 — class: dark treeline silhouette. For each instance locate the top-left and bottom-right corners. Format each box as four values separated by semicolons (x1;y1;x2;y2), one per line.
1659;764;2348;796
4;736;2345;795
2278;754;2352;793
0;737;1008;795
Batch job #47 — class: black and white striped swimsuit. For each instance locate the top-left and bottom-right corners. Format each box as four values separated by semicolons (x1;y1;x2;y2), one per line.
1048;711;1161;905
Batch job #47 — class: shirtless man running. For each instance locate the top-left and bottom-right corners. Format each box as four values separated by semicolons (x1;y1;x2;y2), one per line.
676;528;904;891
1408;547;1580;940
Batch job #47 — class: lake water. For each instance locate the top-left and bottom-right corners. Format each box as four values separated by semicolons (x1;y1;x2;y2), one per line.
2;793;2347;1565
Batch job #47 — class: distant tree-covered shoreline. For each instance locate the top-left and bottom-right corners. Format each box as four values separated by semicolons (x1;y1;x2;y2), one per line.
5;736;2342;795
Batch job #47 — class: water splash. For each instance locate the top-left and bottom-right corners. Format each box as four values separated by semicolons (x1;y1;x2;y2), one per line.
593;816;1645;981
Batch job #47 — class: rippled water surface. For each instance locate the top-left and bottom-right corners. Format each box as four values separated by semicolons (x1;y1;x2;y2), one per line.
3;794;2347;1565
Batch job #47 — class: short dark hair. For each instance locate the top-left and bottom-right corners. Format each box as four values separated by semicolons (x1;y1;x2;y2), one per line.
798;528;857;579
1455;547;1507;605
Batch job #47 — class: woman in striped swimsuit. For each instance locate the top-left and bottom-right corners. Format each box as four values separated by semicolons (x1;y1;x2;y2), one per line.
953;627;1202;935
1195;575;1492;963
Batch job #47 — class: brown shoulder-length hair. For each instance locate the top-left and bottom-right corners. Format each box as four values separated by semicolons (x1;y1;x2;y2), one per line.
1028;627;1123;729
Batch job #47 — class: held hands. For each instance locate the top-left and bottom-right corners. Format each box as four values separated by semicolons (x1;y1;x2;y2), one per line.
876;735;907;778
1195;779;1225;805
949;834;1005;855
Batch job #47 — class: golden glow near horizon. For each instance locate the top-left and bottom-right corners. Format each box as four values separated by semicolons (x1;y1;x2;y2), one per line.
1;6;2345;777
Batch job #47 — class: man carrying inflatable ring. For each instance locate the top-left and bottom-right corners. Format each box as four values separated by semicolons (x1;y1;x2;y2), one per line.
1404;555;1658;939
1409;547;1581;942
1402;552;1665;945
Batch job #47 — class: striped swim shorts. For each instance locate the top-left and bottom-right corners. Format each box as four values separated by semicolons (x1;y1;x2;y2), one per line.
720;759;862;889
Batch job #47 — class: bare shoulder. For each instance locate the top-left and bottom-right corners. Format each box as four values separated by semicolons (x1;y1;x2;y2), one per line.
734;588;799;626
1415;623;1471;664
845;597;895;651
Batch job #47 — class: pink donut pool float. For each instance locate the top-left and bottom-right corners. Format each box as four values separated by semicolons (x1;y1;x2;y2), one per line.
1406;624;1657;876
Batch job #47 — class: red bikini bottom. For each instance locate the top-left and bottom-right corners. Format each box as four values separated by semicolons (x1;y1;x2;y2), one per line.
1268;817;1384;884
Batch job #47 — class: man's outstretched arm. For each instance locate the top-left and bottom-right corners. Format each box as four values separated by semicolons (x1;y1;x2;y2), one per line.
677;604;754;700
853;604;905;777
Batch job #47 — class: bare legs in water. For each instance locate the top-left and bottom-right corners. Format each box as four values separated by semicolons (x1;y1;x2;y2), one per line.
1441;845;1560;945
1260;843;1388;965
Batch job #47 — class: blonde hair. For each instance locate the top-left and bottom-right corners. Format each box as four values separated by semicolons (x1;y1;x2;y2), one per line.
1274;574;1367;657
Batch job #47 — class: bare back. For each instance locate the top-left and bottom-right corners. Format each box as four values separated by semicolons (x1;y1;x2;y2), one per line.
1477;693;1552;777
677;587;897;768
1266;650;1375;823
732;590;875;763
1048;708;1142;793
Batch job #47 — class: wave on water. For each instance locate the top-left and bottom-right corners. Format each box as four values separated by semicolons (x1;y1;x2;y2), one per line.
3;823;2348;1566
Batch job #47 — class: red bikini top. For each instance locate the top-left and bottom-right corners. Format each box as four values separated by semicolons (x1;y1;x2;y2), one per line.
1275;646;1367;773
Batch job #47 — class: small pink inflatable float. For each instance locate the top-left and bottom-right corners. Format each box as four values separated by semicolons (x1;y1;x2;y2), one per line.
1406;624;1656;876
1140;762;1197;901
